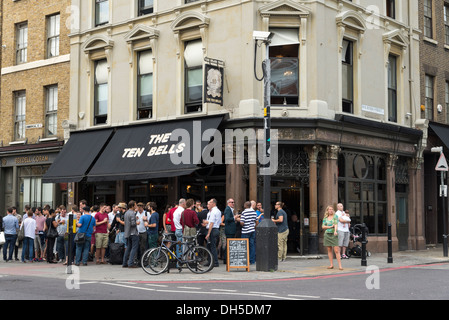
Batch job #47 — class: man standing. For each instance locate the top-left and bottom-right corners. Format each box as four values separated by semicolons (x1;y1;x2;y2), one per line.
122;200;140;268
34;208;46;262
2;208;19;262
112;203;127;247
95;203;109;264
204;198;222;267
239;201;258;265
55;205;68;263
136;202;149;262
173;199;186;258
75;211;96;266
21;210;36;263
145;202;159;249
272;202;289;261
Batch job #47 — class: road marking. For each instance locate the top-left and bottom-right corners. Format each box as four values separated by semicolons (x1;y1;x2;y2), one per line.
248;291;277;295
288;294;320;299
145;283;168;287
211;289;237;292
177;286;202;290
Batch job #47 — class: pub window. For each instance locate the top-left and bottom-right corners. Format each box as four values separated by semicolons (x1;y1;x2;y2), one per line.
423;0;433;38
269;28;299;106
47;13;60;58
94;59;108;125
137;50;153;119
338;151;387;235
388;55;397;122
342;39;354;114
184;39;203;113
45;85;58;137
14;90;26;141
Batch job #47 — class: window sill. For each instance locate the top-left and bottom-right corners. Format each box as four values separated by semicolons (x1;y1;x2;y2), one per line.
423;37;438;46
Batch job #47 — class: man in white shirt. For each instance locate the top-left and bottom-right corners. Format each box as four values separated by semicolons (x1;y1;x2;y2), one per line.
336;203;351;258
21;211;36;263
173;199;186;258
203;198;222;267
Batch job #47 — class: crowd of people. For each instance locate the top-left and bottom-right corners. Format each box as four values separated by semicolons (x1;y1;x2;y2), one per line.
0;197;297;268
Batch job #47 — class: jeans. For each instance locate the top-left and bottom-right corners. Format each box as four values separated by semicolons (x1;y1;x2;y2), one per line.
75;236;91;264
242;231;256;264
56;235;65;261
175;229;183;259
3;234;17;261
115;232;126;248
21;237;34;262
207;228;220;266
123;235;139;267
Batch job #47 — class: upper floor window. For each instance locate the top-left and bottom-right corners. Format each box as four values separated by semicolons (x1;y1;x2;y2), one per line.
47;14;60;58
423;0;433;38
269;28;299;106
16;22;28;64
444;4;449;45
184;39;203;113
342;39;354;114
15;91;26;141
185;0;200;3
94;59;108;125
424;74;434;121
388;55;397;122
45;85;58;137
95;0;109;26
137;50;153;119
386;0;396;19
139;0;153;16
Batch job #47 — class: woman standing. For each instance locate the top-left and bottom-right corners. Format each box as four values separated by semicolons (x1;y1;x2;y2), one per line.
322;205;343;270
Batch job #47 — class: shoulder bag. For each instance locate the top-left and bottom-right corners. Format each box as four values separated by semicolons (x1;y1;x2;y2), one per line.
74;216;93;244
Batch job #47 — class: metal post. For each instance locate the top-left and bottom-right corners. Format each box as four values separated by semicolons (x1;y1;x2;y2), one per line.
66;214;74;274
262;43;271;217
387;223;393;263
441;170;448;257
361;223;367;267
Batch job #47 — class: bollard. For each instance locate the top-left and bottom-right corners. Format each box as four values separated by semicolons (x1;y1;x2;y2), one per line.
67;214;74;274
361;223;367;267
387;223;393;263
256;218;278;272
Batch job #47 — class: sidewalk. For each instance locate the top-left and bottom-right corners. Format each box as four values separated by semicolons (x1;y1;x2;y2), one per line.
1;246;448;282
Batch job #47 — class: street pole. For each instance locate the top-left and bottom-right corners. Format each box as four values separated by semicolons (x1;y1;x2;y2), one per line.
262;42;271;217
440;169;448;257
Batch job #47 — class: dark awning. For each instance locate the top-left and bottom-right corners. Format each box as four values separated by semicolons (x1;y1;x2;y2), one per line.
429;122;449;150
42;129;114;183
86;115;223;182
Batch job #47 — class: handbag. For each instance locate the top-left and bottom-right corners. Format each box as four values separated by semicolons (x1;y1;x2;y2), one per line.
0;231;5;245
74;216;93;244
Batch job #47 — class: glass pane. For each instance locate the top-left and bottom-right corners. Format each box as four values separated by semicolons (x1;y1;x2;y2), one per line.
96;0;109;25
342;63;353;101
363;202;375;233
377;203;387;234
362;183;374;201
348;182;361;201
96;83;108;115
270;57;298;96
186;68;203;102
140;74;153;96
347;202;361;226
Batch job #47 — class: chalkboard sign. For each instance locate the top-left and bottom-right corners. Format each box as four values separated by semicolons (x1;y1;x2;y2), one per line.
226;238;250;272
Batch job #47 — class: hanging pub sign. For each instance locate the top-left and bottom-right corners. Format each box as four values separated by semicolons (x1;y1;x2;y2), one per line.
204;57;225;106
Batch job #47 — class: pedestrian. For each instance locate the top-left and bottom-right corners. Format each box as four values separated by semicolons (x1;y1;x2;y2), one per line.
223;198;236;239
55;205;68;263
112;203;127;247
75;209;96;266
122;200;140;268
21;210;36;263
272;202;289;261
182;199;199;237
203;198;221;267
238;201;258;265
44;209;58;264
136;202;149;262
95;203;109;264
64;205;78;265
256;202;264;222
322;205;343;270
34;208;46;262
12;207;22;261
196;202;208;247
173;198;186;258
336;203;351;259
2;207;19;262
145;202;159;249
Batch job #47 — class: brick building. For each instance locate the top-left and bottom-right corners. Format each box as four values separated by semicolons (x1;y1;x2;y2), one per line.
0;0;71;212
419;0;449;246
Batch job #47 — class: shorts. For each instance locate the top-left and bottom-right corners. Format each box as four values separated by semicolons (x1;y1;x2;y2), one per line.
95;232;109;249
338;231;350;247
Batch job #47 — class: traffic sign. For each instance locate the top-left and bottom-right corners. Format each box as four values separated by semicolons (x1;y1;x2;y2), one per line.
436;153;449;171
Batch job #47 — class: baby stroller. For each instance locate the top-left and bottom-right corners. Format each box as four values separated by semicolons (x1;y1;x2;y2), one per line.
346;224;371;258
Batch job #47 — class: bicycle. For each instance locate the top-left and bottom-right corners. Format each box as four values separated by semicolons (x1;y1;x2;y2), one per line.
141;231;214;275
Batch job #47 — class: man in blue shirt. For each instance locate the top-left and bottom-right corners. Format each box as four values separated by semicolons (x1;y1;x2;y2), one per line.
2;207;19;262
145;202;159;249
272;202;289;261
75;213;96;266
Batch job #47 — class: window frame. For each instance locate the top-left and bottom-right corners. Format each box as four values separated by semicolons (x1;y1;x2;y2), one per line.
16;22;28;64
46;13;60;58
45;85;58;137
14;90;26;141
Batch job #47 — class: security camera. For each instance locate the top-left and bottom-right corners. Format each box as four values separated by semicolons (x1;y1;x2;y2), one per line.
253;31;274;42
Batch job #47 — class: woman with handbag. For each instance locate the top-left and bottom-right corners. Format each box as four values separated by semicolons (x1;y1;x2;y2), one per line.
44;209;58;264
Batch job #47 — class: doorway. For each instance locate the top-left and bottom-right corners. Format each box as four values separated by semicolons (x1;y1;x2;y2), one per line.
396;192;409;251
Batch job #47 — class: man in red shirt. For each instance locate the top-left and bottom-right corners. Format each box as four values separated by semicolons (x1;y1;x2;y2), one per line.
182;199;199;237
95;203;109;264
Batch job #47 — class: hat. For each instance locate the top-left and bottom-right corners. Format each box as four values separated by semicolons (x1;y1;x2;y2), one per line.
117;202;127;210
137;202;145;207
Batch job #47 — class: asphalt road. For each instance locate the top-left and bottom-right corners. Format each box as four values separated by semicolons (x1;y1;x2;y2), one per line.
1;262;448;301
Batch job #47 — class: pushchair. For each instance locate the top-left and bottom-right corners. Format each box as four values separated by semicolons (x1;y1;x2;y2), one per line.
346;224;371;258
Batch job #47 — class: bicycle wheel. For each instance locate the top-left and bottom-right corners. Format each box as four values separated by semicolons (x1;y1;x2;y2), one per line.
141;248;169;275
186;246;214;274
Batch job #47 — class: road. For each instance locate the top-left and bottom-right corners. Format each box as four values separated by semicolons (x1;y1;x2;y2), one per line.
1;262;448;301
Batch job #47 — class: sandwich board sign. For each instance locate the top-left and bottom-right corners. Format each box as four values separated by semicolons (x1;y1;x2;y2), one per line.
435;153;449;172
